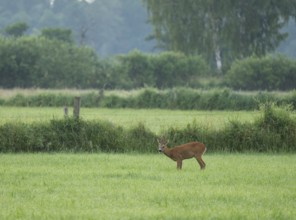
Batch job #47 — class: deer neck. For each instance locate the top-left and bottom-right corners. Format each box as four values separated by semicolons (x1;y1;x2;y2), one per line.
162;146;172;158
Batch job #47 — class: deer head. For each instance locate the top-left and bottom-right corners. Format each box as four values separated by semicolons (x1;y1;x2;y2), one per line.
157;138;169;152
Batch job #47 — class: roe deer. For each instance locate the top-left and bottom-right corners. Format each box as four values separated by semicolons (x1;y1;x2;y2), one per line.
158;138;206;170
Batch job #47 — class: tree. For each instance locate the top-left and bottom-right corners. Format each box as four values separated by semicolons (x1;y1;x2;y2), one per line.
277;19;296;58
4;22;29;37
0;35;101;88
40;27;74;43
143;0;296;73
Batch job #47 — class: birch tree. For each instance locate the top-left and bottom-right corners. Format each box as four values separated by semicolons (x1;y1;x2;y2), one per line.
143;0;296;73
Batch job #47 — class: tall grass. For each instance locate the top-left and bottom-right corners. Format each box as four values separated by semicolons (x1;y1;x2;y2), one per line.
0;154;295;219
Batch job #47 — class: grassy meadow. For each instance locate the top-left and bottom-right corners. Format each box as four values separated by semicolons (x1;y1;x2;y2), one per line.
0;153;295;219
1;91;296;219
0;106;260;133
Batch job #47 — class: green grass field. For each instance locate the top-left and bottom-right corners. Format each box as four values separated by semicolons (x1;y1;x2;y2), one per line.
0;154;295;219
0;107;260;133
0;105;296;218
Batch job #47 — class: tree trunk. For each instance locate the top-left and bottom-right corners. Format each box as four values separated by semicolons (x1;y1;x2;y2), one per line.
215;46;222;74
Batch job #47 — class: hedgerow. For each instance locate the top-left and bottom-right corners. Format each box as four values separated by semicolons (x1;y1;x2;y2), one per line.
0;104;295;153
225;55;296;91
1;88;296;110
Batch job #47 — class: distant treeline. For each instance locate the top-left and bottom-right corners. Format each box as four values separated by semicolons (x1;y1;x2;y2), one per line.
0;36;296;91
0;104;295;153
0;36;209;89
1;88;296;111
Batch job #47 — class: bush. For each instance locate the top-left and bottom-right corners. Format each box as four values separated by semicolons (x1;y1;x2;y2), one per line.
116;50;155;88
115;50;210;89
0;117;158;153
160;103;296;153
151;51;210;88
225;55;296;91
124;123;158;153
0;36;211;89
0;36;106;89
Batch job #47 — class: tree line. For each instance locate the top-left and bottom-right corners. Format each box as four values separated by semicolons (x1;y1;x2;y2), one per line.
2;0;296;91
143;0;296;72
0;0;154;56
0;31;209;89
1;0;296;59
1;30;296;90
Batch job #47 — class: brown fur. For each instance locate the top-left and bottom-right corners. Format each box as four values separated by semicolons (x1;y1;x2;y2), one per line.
158;139;206;170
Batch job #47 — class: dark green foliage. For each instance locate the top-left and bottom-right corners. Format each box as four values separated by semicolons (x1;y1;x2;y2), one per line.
4;93;73;107
0;122;49;152
117;50;155;88
0;36;101;88
219;104;296;152
40;28;74;43
0;36;210;89
4;22;29;37
143;0;296;71
0;104;295;153
116;50;210;89
44;118;127;152
151;52;209;88
163;120;207;147
1;33;296;90
161;104;296;153
2;119;126;152
124;123;158;153
225;55;296;91
0;1;154;56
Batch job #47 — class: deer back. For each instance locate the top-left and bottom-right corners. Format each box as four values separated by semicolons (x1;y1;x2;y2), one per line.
170;142;206;159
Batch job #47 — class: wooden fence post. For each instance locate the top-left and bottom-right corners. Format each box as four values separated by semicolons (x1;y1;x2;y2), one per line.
73;96;81;118
64;106;68;117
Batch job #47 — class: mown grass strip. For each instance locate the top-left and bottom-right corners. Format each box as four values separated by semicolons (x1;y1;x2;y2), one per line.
0;107;260;132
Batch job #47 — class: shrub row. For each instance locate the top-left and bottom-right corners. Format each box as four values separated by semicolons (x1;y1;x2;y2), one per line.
164;104;296;152
0;118;157;153
0;36;210;89
0;104;295;153
1;36;296;91
117;50;210;88
225;55;296;91
1;88;296;110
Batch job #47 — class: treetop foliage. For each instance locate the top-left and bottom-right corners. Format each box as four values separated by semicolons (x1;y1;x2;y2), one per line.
143;0;296;70
4;22;29;37
0;35;210;89
0;1;296;90
0;0;154;56
40;28;74;43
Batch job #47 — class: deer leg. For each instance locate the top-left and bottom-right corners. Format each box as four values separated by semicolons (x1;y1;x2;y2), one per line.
195;156;206;170
200;157;206;169
177;160;182;169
